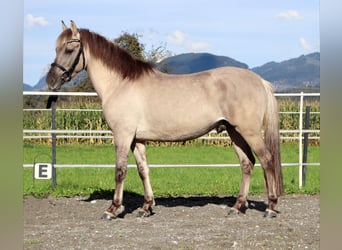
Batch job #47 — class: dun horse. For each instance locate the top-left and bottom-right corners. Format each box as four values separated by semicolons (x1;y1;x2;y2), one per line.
46;21;283;219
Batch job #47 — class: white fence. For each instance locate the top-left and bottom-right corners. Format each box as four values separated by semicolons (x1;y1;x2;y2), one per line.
23;91;320;186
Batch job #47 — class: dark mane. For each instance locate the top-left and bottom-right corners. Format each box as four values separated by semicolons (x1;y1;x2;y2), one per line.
77;29;153;80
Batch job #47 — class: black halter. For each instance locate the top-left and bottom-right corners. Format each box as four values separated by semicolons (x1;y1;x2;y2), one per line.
51;39;85;82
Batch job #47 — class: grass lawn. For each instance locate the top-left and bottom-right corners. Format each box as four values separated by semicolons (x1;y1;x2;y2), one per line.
23;143;320;197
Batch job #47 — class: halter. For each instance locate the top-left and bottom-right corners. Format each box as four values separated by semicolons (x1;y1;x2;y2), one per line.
51;39;85;82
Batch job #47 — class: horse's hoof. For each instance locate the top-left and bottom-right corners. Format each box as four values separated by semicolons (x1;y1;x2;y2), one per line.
101;205;125;220
114;205;125;217
101;211;114;221
264;209;277;218
137;208;151;218
228;208;240;215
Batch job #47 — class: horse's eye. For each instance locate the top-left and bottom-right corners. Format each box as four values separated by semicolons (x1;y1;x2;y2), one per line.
65;48;74;54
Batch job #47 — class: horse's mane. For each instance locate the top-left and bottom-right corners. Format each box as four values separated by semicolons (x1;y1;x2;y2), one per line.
59;28;154;80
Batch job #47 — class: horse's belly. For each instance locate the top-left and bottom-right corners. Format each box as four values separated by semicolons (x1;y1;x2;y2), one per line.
135;129;208;142
135;117;221;142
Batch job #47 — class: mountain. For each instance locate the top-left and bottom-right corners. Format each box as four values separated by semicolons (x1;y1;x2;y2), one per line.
157;52;319;92
157;53;248;73
28;67;88;91
252;52;320;92
28;64;51;90
23;83;34;91
24;52;320;92
33;74;48;90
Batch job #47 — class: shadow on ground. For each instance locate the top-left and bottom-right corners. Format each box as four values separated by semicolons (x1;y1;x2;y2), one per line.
82;189;268;217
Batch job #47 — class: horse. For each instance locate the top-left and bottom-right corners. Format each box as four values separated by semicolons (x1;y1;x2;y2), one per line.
46;20;283;219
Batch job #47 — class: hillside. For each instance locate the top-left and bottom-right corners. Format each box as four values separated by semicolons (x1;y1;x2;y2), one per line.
252;52;320;92
157;53;248;73
33;70;88;90
23;83;34;91
157;52;319;92
25;52;319;92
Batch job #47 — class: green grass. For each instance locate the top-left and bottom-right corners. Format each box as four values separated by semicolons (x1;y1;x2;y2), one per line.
23;143;320;197
24;143;320;165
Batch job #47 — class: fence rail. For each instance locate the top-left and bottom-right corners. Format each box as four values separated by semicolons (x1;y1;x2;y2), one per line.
23;91;320;187
23;91;320;141
23;162;320;168
22;129;320;140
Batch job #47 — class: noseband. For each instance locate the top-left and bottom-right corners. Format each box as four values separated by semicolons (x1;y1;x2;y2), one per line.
51;39;85;82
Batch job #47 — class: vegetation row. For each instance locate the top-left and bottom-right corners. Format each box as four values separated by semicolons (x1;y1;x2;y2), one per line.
23;96;320;146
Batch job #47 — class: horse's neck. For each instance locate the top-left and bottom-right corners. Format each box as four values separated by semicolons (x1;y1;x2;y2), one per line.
86;55;122;101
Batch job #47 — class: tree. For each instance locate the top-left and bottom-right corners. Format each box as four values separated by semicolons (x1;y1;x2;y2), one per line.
114;32;171;65
144;42;171;66
114;32;145;61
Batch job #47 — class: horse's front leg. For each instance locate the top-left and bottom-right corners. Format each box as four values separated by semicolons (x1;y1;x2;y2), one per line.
132;142;155;217
102;138;132;220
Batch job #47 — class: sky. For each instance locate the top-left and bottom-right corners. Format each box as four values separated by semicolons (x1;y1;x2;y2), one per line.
23;0;320;86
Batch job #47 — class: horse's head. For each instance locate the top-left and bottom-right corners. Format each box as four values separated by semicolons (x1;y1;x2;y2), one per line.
46;20;85;91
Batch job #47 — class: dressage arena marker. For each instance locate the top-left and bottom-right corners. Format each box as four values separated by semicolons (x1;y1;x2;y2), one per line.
32;154;56;188
34;163;52;180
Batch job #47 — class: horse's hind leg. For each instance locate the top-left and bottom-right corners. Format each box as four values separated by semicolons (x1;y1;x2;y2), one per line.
132;142;155;217
241;134;279;217
228;128;255;215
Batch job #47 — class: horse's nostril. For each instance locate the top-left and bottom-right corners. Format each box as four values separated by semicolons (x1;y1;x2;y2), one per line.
47;83;60;91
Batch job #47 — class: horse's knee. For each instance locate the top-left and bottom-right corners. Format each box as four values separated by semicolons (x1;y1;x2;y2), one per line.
115;166;127;182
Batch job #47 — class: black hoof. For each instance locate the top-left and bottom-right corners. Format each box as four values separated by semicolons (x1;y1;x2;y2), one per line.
264;209;277;218
228;208;240;215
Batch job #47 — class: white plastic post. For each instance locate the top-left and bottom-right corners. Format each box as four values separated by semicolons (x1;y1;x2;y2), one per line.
299;92;304;188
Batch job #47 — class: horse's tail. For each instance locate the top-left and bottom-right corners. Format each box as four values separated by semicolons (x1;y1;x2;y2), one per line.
262;79;284;196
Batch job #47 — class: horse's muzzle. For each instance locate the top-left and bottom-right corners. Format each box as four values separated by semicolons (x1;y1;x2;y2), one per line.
46;73;63;91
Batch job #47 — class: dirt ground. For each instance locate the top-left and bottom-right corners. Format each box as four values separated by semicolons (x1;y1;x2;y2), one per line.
24;193;319;249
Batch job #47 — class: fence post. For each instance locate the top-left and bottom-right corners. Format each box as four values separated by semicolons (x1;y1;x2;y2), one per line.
298;92;304;188
47;95;58;188
302;106;311;186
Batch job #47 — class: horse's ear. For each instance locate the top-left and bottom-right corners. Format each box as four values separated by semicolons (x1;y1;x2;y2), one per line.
61;21;68;31
70;20;79;36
